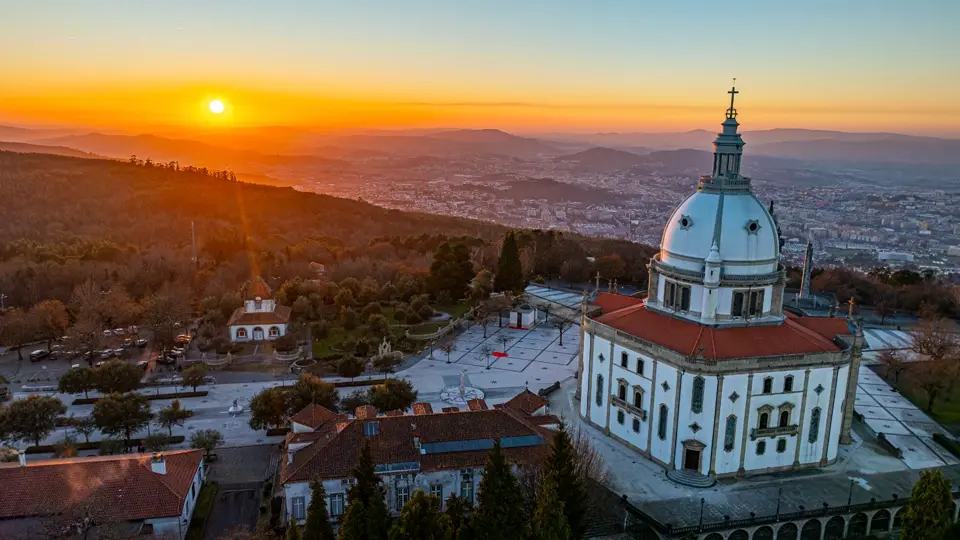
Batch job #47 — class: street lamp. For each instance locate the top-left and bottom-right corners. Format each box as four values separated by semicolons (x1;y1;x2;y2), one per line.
699;497;705;529
847;478;854;506
775;488;782;520
0;293;7;310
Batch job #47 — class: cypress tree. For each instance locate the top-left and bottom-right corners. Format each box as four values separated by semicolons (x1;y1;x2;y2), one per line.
303;480;335;540
444;494;473;539
388;491;449;540
531;471;571;540
364;485;390;540
337;500;367;540
471;440;528;540
543;422;587;539
494;233;525;294
286;521;302;540
347;441;381;507
901;469;952;540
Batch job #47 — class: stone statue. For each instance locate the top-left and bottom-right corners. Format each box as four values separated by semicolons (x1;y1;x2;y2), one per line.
460;369;466;398
379;337;392;357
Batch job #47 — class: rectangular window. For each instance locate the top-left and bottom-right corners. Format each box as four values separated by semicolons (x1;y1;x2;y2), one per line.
633;390;643;409
636;358;644;376
460;475;474;502
776;439;787;453
329;493;345;516
664;282;692;312
363;422;379;437
291;496;306;520
680;286;691;311
396;486;410;511
756;441;766;455
620;352;629;367
664;281;676;307
733;290;764;318
430;484;443;502
732;292;745;318
750;290;764;316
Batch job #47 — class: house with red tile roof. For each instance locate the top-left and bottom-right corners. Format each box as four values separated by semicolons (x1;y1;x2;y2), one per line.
577;89;865;485
0;450;205;539
228;276;291;342
280;394;557;527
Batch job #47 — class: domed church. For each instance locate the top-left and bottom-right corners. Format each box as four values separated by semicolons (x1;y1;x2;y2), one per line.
577;86;864;482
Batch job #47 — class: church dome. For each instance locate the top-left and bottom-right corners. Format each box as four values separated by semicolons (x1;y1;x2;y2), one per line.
660;190;779;274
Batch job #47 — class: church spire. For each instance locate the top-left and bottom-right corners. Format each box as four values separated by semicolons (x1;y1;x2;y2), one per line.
701;80;749;192
726;78;739;120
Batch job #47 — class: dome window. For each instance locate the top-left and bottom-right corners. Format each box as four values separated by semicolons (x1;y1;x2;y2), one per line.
745;219;761;234
678;214;693;230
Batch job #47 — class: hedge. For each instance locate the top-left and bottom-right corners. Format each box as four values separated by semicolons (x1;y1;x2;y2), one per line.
72;391;208;405
265;427;290;437
333;379;382;388
26;435;185;454
934;433;960;458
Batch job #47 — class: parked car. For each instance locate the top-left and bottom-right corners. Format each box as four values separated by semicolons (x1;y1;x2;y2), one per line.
99;350;113;359
29;350;50;362
135;339;148;348
136;360;149;369
128;325;138;335
122;339;134;349
157;356;177;366
174;334;191;345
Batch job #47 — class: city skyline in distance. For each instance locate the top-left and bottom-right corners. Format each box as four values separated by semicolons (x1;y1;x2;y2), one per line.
1;1;958;136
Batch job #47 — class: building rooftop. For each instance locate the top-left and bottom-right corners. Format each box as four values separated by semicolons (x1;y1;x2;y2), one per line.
245;276;273;300
594;302;852;361
0;450;203;522
501;389;549;416
226;304;292;326
290;404;344;430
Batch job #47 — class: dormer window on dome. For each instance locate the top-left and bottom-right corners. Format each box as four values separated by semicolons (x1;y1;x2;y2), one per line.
678;215;693;230
745;220;761;234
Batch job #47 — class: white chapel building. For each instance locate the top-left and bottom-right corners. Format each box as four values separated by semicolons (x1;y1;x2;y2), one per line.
227;276;291;342
578;87;864;484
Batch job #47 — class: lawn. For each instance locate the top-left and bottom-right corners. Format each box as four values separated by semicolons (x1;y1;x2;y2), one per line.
434;302;472;319
873;364;960;433
185;481;219;540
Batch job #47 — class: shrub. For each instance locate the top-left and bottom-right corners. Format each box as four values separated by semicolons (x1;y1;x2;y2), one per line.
354;339;370;357
405;312;423;325
360;303;382;320
393;308;408;322
418;305;434;319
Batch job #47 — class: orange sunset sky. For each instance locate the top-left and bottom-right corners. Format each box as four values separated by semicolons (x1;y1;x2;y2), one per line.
1;1;958;136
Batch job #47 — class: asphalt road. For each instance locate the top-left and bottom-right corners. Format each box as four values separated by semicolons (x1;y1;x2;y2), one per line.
204;484;262;540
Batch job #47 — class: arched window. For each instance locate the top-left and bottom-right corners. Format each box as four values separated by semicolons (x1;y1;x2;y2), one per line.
618;383;627;401
268;326;280;337
657;404;668;440
691;376;705;413
762;377;773;394
759;412;769;430
724;415;737;452
779;410;790;427
784;376;794;393
236;328;247;339
617;410;625;425
620;352;629;368
808;407;821;443
254;297;263;310
633;389;643;408
636;358;644;376
595;375;604;406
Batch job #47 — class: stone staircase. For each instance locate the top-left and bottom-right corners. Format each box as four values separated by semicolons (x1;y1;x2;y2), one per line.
666;468;717;488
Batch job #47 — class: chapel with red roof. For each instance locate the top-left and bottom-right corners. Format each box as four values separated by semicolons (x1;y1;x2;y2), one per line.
577;86;865;484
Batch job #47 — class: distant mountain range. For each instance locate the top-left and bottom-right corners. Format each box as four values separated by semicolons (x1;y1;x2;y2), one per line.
2;124;959;169
0;140;100;159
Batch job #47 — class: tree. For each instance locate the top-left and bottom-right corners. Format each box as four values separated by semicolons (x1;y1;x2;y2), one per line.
91;393;153;445
439;339;456;364
531;471;571;540
471;440;528;540
497;334;512;353
289;373;340;413
494;232;526;294
901;469;952;540
94;359;143;394
157;399;194;436
542;422;587;539
343;441;389;540
429;242;475;301
58;366;97;398
373;351;403;380
361;302;382;320
370;379;418;413
144;432;170;452
474;309;492;338
479;344;495;370
341;389;372;412
878;350;909;388
30;299;69;351
470;269;494;302
303;479;336;540
142;290;189;354
367;314;389;337
389;490;449;540
72;415;98;443
338;500;368;540
444;494;473;540
341;307;358;330
0;308;34;361
181;364;209;391
216;526;281;540
0;395;66;446
190;428;224;457
249;386;290;430
53;435;79;458
914;361;947;412
337;356;366;380
552;315;574;347
287;521;302;540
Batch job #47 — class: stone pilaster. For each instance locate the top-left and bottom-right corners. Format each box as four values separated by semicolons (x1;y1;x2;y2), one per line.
645;359;658;454
821;365;840;465
603;335;615;434
669;369;683;469
575;314;587;401
584;333;595;422
839;327;864;445
737;374;754;476
708;375;724;475
793;368;811;466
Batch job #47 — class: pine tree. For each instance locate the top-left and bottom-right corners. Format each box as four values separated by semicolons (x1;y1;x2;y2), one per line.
444;494;473;539
471;440;529;540
344;440;389;540
543;422;587;539
337;500;367;540
388;491;449;540
494;233;525;294
348;441;381;507
901;469;952;540
286;521;302;540
364;485;390;540
303;480;335;540
531;471;571;540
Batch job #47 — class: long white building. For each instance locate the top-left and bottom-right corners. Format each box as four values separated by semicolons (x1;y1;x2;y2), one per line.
578;87;864;484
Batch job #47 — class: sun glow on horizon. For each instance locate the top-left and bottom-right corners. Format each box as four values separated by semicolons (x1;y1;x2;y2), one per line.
208;99;225;114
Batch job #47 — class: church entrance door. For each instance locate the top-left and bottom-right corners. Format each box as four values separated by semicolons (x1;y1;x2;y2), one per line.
683;448;701;471
253;327;264;341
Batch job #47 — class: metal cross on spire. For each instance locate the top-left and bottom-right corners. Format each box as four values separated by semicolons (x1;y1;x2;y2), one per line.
726;78;739;119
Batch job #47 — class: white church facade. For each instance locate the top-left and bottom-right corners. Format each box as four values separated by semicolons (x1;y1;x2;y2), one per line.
578;87;864;482
227;276;292;342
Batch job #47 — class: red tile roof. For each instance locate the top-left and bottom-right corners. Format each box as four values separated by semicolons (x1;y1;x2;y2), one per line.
441;407;460;413
245;276;273;300
594;305;851;361
503;389;549;415
355;405;377;419
290;404;340;430
0;450;203;522
593;292;645;314
282;396;551;484
412;403;433;415
466;398;488;411
226;305;292;326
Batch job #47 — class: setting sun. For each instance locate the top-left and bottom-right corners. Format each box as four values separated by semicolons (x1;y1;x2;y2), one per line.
208;99;225;114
